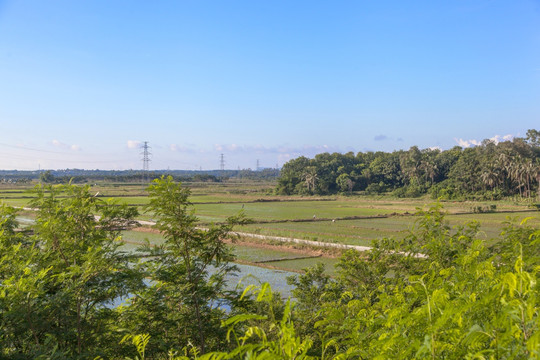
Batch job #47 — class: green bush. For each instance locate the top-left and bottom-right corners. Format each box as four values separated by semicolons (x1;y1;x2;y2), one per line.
365;182;388;194
393;184;426;198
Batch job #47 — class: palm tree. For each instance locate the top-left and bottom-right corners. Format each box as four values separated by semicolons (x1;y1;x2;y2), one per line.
508;159;527;198
481;166;498;191
400;147;422;185
302;167;318;194
522;161;535;198
535;163;540;201
421;160;438;186
496;153;512;191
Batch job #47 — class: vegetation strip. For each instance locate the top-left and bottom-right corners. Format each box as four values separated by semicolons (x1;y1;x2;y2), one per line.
233;214;390;225
233;231;426;258
203;209;538;226
254;254;322;263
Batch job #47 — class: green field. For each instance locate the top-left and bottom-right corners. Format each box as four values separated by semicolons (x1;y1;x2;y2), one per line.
238;211;540;247
1;180;538;275
119;229;338;274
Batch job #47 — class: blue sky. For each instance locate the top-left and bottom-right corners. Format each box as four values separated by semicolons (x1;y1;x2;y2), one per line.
0;0;539;170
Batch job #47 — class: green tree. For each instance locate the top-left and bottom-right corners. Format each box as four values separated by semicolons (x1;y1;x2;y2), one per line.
119;176;247;356
276;156;311;195
0;183;142;358
336;173;354;195
286;206;540;359
38;170;54;183
302;166;319;194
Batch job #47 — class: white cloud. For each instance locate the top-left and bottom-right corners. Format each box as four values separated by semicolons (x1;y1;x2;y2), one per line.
429;146;442;151
455;138;469;147
127;140;141;149
455;134;514;148
213;144;241;152
169;144;198;153
278;153;291;163
455;138;481;148
503;134;513;141
489;134;514;144
212;144;340;155
51;139;80;151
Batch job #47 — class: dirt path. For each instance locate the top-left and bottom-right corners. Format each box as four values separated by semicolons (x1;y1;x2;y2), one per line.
231;230;373;252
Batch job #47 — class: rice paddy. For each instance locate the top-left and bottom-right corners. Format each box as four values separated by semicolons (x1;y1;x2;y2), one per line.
1;179;538;278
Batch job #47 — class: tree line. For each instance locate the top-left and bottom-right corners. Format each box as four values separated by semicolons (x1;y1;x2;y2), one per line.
1;178;540;358
276;129;540;200
2;169;280;184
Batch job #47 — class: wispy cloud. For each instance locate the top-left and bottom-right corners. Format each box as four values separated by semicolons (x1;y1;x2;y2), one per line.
374;135;388;141
51;139;81;151
214;144;242;152
127;140;141;149
278;153;292;164
212;144;338;155
207;144;342;167
170;144;184;152
169;144;201;153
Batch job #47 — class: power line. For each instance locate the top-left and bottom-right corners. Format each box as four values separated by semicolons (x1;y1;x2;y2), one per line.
0;152;126;164
0;142;76;155
0;142;128;163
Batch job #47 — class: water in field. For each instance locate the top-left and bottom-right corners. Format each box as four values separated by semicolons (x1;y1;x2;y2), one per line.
224;263;296;296
16;216;35;225
12;218;330;295
110;262;296;309
120;231;305;297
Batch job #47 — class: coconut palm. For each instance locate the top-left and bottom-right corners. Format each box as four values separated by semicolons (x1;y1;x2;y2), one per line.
421;160;438;186
302;166;318;193
481;165;499;191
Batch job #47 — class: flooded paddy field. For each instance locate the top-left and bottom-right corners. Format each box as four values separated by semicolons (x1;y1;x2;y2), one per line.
2;180;538;283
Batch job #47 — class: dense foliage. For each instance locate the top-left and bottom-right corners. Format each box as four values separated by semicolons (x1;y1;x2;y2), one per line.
179;205;539;359
0;183;142;358
1;177;540;359
0;177;248;358
276;129;540;200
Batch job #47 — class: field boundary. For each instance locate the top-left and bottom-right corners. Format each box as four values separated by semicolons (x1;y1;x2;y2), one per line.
254;254;322;263
232;230;426;258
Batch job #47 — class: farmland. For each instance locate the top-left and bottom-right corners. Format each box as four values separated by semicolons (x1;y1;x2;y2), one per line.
1;176;540;358
1;179;538;276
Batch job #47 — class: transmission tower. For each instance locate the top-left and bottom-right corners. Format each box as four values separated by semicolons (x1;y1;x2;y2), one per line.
220;153;225;171
141;141;151;172
256;159;260;171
